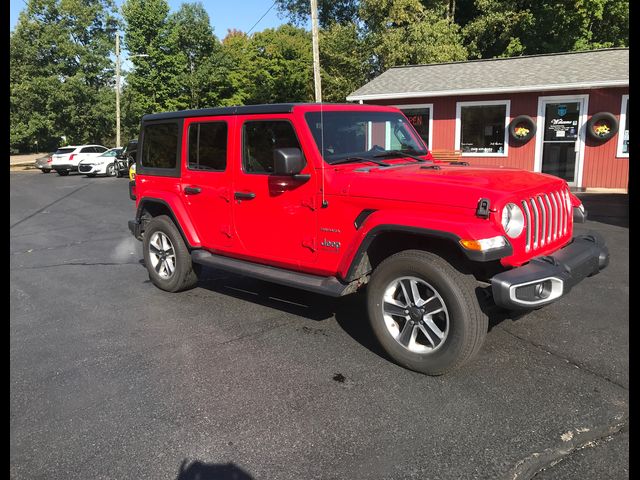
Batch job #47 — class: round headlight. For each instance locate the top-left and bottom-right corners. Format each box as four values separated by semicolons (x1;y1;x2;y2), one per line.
501;203;525;238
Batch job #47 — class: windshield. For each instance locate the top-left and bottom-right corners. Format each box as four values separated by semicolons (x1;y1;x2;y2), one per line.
305;111;427;164
100;149;121;157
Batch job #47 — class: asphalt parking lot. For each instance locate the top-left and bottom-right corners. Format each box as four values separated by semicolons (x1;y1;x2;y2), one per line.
10;171;628;480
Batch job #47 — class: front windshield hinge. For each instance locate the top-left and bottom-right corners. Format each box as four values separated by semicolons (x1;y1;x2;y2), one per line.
476;198;491;219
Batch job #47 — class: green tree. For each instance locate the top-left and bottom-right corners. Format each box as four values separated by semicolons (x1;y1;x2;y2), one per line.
460;0;628;59
10;0;118;152
275;0;359;27
319;22;373;102
360;0;468;72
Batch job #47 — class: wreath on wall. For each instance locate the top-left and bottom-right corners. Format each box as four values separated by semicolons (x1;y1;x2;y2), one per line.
587;112;619;141
508;115;536;143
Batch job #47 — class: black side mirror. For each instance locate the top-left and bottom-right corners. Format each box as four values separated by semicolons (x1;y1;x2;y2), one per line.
273;148;305;176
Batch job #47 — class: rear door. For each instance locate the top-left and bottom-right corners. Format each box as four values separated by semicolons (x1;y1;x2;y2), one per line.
232;116;317;266
180;117;234;249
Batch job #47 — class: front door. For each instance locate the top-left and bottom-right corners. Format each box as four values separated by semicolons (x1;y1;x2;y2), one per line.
536;97;587;186
232;116;317;266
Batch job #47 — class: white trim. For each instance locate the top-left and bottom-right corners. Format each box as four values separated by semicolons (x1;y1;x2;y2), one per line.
346;80;629;102
367;121;373;150
455;100;510;157
533;94;589;188
384;122;391;149
617;94;629;158
394;103;433;149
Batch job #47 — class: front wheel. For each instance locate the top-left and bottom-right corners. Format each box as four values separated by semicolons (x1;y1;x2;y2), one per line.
106;163;116;176
57;170;69;176
42;169;51;173
367;250;487;375
142;215;198;292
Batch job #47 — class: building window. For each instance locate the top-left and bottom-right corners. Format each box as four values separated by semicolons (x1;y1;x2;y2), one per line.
188;122;228;171
617;95;629;157
396;104;433;149
456;100;510;156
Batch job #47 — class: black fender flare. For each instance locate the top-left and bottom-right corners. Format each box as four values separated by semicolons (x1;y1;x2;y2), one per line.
343;225;512;282
135;197;195;249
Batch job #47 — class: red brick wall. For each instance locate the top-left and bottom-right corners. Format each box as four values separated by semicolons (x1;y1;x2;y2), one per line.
372;87;628;189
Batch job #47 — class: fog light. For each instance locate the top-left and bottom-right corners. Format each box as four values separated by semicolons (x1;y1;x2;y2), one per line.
509;277;563;306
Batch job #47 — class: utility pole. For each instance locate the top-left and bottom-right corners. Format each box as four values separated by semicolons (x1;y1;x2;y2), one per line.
115;31;121;147
310;0;322;103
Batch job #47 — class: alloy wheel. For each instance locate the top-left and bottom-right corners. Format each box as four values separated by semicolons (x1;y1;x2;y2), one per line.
148;232;176;279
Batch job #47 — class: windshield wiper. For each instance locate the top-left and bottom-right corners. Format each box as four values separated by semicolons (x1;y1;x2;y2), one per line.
330;156;391;167
373;149;429;163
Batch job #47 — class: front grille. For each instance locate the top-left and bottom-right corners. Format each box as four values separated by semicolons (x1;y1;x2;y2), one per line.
520;189;572;253
78;164;93;173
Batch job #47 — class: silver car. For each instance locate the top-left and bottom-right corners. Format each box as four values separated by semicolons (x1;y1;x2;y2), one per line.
34;153;54;173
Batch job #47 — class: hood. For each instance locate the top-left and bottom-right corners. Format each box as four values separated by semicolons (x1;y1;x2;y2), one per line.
330;163;566;209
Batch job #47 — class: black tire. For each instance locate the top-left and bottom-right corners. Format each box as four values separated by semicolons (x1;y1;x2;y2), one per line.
87;173;96;177
587;112;618;141
367;250;487;375
509;115;536;143
116;168;123;178
42;169;51;174
106;163;116;177
142;215;198;292
57;170;69;176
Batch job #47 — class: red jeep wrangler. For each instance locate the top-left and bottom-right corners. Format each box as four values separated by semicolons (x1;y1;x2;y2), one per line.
128;103;609;375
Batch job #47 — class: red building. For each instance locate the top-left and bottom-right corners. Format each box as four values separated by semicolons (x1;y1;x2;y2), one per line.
347;48;629;191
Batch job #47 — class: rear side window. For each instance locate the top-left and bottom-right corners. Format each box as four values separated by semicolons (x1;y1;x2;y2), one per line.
95;146;108;153
141;123;179;169
188;122;228;171
243;121;302;174
55;148;75;155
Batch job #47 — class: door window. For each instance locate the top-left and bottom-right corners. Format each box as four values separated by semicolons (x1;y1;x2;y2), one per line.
541;102;580;183
141;123;179;169
188;122;228;171
242;121;303;174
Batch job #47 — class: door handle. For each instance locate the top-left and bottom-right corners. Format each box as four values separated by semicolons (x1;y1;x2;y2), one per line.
234;191;256;200
184;186;202;195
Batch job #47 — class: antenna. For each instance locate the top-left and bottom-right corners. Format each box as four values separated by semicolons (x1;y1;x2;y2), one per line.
310;0;328;208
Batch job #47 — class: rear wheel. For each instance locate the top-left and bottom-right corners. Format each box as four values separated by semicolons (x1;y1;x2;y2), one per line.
42;169;51;173
142;215;198;292
367;250;487;375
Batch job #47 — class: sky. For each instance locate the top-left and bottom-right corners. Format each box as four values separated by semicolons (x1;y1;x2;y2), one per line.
9;0;297;36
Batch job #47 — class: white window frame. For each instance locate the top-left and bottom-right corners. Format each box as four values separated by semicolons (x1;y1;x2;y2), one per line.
394;103;433;150
455;100;510;157
617;94;629;158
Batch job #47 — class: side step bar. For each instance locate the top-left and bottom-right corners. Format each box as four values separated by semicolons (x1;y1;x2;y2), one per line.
191;250;352;297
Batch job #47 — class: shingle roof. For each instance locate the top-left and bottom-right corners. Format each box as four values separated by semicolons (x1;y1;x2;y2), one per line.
346;48;628;101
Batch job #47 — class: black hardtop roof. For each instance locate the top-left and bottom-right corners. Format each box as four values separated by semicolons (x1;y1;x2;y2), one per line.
141;102;385;122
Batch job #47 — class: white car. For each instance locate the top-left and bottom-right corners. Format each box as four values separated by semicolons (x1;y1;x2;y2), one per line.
51;145;109;176
78;148;123;177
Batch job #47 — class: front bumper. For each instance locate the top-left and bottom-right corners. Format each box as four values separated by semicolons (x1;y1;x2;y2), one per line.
491;232;609;309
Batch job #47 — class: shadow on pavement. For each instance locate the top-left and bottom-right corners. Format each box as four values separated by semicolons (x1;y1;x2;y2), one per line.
176;459;253;480
193;267;520;362
577;193;628;228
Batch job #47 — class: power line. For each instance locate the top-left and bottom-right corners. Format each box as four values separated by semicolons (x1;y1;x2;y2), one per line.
246;0;277;36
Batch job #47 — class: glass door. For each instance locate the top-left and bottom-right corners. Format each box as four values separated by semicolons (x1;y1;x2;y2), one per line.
540;101;582;184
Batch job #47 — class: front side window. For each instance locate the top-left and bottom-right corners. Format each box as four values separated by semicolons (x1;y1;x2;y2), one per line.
305;111;427;164
81;147;95;153
141;123;179;169
458;102;508;155
188;122;228;171
243;121;302;174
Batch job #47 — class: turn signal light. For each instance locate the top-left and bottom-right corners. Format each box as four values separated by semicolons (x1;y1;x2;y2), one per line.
459;236;507;251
